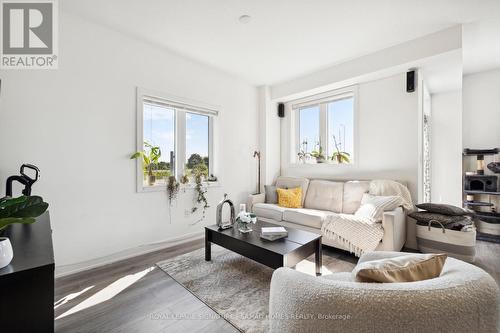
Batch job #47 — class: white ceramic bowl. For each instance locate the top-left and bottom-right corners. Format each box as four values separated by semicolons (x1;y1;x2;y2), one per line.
0;237;13;269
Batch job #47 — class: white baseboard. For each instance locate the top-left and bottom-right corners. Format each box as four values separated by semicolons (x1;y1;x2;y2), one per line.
55;231;204;278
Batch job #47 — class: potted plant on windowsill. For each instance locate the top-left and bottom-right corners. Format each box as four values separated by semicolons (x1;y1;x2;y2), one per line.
331;151;350;164
330;135;350;164
310;146;326;163
130;141;161;186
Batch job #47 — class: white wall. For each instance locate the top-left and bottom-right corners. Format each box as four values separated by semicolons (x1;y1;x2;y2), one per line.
258;86;281;191
431;91;462;206
280;73;420;199
0;12;258;270
463;68;500;148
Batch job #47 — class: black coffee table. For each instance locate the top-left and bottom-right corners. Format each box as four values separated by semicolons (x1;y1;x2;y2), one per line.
205;220;322;275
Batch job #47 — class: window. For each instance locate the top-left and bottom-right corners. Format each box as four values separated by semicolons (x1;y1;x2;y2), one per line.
136;88;217;191
293;88;356;164
141;102;175;187
298;105;320;154
327;98;354;163
185;112;210;179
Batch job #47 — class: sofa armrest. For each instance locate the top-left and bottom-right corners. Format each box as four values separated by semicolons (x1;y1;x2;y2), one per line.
380;206;406;251
246;193;265;212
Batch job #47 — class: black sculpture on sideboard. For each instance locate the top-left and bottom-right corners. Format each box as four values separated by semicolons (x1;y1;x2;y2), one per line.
5;164;40;197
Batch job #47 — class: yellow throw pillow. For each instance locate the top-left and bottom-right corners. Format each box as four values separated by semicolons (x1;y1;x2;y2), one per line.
353;253;447;283
277;187;302;208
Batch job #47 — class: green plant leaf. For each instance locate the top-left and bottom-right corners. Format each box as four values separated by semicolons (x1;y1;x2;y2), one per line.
0;196;48;219
0;217;36;230
130;151;143;159
0;195;28;209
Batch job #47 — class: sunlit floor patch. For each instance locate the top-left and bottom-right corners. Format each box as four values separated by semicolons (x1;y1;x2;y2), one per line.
54;285;95;310
295;259;332;276
56;266;155;320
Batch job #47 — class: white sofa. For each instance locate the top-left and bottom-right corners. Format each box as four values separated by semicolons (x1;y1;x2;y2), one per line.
247;176;406;253
269;251;500;333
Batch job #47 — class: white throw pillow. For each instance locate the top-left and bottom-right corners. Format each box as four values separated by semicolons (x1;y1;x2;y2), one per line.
354;193;402;222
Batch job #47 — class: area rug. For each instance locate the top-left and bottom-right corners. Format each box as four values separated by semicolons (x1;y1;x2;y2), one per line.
156;245;356;333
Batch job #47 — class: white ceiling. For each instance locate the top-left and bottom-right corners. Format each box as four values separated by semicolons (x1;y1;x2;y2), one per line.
62;0;500;85
463;18;500;75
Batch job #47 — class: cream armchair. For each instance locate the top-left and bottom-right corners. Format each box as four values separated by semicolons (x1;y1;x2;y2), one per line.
269;251;500;333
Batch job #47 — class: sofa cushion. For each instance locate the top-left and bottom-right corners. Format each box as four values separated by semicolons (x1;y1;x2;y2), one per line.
342;181;370;214
253;203;286;221
415;203;474;216
264;185;278;204
408;211;472;226
283;208;335;229
277;187;302;208
276;177;310;206
303;180;344;213
354;193;402;222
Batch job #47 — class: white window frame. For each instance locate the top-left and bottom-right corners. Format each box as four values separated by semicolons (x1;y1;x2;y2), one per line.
136;87;218;192
287;85;358;166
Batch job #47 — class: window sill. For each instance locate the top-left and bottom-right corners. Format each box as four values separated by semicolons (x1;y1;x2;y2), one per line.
138;181;221;193
289;161;356;168
181;181;221;189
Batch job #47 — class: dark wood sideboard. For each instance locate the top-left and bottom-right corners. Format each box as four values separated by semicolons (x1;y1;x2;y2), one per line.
0;211;55;332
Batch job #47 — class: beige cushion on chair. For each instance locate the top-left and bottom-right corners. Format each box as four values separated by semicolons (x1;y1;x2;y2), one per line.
304;180;344;213
253;203;286;221
342;181;370;214
282;208;335;229
352;253;447;283
276;177;310;206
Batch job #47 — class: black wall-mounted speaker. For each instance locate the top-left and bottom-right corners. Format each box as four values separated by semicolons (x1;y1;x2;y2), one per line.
278;103;285;118
406;70;415;93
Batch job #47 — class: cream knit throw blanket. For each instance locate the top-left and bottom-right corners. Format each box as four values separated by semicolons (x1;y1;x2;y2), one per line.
322;180;414;256
322;214;383;256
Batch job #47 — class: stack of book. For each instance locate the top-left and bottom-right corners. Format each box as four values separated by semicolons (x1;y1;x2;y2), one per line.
261;226;288;241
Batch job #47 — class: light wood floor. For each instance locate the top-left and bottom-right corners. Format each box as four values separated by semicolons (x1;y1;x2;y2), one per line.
55;240;499;332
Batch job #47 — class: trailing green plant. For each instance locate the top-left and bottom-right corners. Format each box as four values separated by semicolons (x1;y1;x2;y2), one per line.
191;170;209;224
166;176;180;205
166;176;180;224
180;174;189;185
130;141;161;179
0;196;49;231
